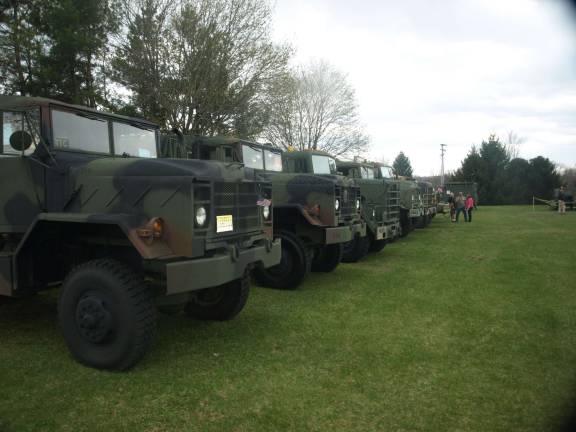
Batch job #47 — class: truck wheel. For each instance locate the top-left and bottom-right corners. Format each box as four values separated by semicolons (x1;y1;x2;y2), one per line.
369;237;386;253
400;211;411;237
58;259;156;371
253;230;311;289
185;274;249;321
415;216;426;228
311;243;343;273
342;235;370;263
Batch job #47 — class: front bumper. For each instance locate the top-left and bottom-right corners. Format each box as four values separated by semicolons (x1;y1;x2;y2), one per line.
164;239;281;295
325;221;367;244
384;221;401;240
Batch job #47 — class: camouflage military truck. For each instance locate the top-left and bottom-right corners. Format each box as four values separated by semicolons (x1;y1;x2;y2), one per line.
336;159;400;257
160;134;364;287
281;150;366;263
0;96;281;370
375;164;424;237
415;181;437;227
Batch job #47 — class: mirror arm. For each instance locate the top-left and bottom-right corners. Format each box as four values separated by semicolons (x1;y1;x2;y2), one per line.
24;112;59;169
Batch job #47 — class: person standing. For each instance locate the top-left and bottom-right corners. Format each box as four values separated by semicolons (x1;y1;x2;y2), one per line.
465;194;475;222
558;186;567;215
455;192;467;222
447;192;455;222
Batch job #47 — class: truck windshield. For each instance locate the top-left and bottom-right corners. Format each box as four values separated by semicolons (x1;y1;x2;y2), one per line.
312;155;336;174
361;166;374;179
2;110;40;155
52;110;109;153
380;166;394;179
113;122;157;158
264;149;282;171
242;144;264;169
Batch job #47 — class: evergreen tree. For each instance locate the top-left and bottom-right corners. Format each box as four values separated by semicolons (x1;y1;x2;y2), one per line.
527;156;561;200
452;145;481;182
453;134;561;204
393;152;413;177
476;134;509;204
504;158;531;204
1;0;119;106
0;0;43;95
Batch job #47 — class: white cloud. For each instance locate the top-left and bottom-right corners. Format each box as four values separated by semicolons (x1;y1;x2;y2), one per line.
272;0;576;175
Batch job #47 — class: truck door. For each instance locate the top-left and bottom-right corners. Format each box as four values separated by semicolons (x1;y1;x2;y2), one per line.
0;110;44;296
0;110;44;231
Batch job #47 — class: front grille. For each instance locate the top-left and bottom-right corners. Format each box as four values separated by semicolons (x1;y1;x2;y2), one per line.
214;182;261;233
336;185;359;222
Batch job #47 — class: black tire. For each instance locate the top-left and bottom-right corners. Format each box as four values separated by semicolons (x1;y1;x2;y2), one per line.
400;211;411;238
58;259;156;371
369;237;386;253
185;274;250;321
311;243;343;273
415;215;426;228
253;230;311;289
342;234;370;263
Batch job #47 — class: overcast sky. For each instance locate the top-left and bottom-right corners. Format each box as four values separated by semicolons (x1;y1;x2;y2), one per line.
272;0;576;175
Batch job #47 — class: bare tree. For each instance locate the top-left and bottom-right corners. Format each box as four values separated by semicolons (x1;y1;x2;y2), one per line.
113;0;291;136
263;60;369;157
504;130;525;160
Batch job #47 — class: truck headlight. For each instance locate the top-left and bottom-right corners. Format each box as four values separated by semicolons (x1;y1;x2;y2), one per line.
335;199;340;211
356;199;361;210
262;205;271;220
195;206;207;227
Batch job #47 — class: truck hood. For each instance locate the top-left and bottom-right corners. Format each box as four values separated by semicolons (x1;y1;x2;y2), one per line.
68;157;245;182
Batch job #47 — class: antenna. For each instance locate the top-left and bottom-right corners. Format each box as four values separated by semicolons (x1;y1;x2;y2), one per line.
440;144;447;187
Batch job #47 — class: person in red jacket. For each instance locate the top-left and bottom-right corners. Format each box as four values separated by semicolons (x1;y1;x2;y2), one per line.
465;194;475;222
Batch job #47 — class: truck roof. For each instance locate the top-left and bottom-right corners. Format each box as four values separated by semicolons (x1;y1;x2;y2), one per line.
0;95;158;129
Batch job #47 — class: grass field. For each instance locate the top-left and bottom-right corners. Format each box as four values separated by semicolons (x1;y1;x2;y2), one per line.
1;206;575;432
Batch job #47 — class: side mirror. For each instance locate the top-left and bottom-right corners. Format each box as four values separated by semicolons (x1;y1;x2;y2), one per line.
10;130;33;152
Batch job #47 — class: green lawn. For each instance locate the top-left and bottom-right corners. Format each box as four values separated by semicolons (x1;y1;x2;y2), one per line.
1;206;575;432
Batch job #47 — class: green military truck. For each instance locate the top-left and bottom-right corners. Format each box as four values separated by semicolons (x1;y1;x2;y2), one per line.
160;135;364;289
0;96;281;370
416;181;437;227
336;159;400;259
374;164;423;236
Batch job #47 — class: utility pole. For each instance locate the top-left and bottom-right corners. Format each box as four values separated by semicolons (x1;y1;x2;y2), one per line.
440;144;447;187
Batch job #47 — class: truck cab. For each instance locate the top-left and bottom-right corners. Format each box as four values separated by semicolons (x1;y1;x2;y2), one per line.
337;159;401;258
160;134;365;288
372;163;423;237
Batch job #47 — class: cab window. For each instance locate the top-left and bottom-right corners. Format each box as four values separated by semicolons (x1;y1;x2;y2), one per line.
312;155;336;174
264;149;282;172
52;110;109;153
113;122;156;158
2;110;40;155
199;144;217;161
242;144;264;169
380;166;394;179
361;166;374;179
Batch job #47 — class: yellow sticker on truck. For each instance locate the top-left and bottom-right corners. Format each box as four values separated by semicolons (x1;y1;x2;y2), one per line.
216;215;233;233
